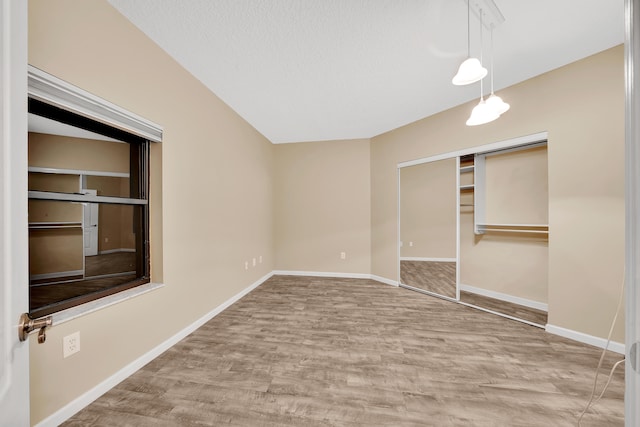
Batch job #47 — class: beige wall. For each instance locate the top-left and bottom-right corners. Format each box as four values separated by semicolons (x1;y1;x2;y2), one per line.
29;0;274;424
400;158;457;259
484;146;548;224
371;46;624;342
274;139;371;273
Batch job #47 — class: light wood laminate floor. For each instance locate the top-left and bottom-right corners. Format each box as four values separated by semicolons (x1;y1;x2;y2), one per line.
64;276;624;426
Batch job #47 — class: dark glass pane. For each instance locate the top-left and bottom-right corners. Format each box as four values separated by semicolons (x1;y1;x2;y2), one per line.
28;200;148;317
29;172;80;193
85;175;131;198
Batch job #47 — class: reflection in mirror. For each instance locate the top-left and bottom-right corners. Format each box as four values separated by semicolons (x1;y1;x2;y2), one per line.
28;124;147;317
399;157;457;298
28;199;141;313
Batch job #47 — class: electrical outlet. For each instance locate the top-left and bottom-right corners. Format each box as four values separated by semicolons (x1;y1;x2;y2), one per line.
63;332;80;358
409;241;413;247
259;255;262;264
340;252;346;260
104;237;109;243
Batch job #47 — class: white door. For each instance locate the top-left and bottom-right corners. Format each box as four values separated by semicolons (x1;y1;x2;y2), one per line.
82;190;99;256
0;0;30;425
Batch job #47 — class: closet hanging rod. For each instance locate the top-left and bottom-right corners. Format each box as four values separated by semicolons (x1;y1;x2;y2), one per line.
477;227;549;235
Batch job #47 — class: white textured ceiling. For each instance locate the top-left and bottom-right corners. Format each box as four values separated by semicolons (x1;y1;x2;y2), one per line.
107;0;624;144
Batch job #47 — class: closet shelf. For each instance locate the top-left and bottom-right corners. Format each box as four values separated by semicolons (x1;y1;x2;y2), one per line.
460;184;475;191
459;165;475;173
475;223;549;235
29;221;82;230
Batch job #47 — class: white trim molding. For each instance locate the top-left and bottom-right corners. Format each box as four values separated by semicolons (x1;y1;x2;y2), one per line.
397;131;548;169
400;257;456;263
272;270;399;287
546;324;625;355
371;275;399;287
35;272;273;427
272;270;371;280
27;65;163;143
459;283;548;312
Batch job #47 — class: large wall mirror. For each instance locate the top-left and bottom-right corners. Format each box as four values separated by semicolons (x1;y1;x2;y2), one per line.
398;134;549;327
399;157;457;299
28;111;149;318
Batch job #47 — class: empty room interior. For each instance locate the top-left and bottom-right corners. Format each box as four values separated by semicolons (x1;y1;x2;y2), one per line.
4;0;637;425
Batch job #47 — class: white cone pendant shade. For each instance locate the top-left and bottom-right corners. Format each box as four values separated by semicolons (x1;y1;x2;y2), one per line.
466;98;499;126
486;93;510;115
452;57;487;86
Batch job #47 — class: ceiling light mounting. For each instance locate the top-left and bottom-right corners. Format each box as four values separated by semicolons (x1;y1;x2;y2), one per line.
468;0;505;30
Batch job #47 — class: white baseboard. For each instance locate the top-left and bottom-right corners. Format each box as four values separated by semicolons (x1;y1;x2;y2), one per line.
545;324;625;355
400;257;456;262
272;270;399;287
30;270;83;282
35;271;274;427
98;248;135;255
272;270;372;279
370;275;399;287
459;283;548;312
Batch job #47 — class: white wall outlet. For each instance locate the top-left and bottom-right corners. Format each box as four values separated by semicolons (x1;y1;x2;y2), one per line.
409;241;413;247
63;332;80;358
259;255;262;264
340;252;346;260
252;258;256;267
104;237;109;243
245;261;249;270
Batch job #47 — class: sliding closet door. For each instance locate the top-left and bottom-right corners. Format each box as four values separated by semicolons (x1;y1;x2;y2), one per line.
399;158;457;299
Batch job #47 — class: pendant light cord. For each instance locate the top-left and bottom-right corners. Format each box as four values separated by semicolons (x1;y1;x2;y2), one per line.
479;8;484;100
490;25;495;95
467;0;471;58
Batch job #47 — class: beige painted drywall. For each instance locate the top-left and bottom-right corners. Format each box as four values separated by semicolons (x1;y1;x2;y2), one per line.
28;0;274;424
371;45;624;343
484;146;548;224
274;139;371;273
400;158;457;259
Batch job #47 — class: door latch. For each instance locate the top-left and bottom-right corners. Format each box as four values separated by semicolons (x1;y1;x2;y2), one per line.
18;313;53;343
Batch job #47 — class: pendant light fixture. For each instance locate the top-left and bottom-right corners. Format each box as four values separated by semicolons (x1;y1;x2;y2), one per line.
452;0;487;86
485;24;510;115
466;9;499;126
